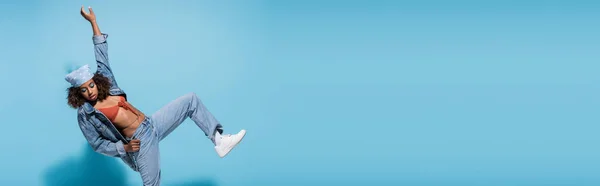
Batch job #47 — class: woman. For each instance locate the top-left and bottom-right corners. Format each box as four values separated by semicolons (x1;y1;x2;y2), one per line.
65;6;246;186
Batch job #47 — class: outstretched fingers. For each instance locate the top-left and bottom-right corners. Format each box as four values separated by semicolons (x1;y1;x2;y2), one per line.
80;5;94;15
88;6;95;15
80;5;86;15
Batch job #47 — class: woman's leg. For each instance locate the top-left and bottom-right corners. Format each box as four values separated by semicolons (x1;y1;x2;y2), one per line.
149;92;245;157
150;92;221;142
134;123;161;186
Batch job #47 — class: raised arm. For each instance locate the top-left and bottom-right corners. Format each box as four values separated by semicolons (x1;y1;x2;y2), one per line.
91;20;101;36
80;6;120;90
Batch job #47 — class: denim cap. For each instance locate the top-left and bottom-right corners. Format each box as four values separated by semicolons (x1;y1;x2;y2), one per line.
65;64;94;87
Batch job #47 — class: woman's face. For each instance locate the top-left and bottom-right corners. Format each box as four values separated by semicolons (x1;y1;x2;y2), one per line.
79;79;98;101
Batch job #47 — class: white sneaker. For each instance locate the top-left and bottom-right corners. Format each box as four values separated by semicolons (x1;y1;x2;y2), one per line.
215;129;246;158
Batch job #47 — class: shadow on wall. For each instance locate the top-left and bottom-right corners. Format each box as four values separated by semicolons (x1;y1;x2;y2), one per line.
43;143;218;186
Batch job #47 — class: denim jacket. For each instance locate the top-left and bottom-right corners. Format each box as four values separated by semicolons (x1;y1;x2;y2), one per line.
76;33;138;172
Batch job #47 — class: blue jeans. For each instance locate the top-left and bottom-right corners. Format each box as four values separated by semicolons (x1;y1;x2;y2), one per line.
126;93;222;186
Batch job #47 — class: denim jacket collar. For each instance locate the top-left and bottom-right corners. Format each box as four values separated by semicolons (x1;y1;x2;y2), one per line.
82;102;95;114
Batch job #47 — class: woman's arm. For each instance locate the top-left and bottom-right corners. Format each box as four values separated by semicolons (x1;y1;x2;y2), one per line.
81;6;122;91
81;6;100;35
91;20;101;36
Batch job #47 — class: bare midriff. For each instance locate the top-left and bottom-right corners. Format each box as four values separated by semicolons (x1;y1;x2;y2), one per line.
96;96;145;138
114;103;145;138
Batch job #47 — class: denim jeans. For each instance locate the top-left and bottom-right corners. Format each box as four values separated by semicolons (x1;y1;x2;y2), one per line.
126;92;223;186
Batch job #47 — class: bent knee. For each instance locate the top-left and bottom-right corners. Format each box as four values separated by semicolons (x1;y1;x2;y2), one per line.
186;92;199;100
188;92;205;100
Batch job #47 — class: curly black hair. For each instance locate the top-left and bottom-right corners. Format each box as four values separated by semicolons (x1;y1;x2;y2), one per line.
66;73;112;109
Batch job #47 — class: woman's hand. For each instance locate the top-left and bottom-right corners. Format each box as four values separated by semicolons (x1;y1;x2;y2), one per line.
125;139;141;152
80;5;96;23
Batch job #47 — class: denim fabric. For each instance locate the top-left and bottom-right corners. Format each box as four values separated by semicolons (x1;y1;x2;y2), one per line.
76;33;137;171
128;93;223;186
75;33;222;174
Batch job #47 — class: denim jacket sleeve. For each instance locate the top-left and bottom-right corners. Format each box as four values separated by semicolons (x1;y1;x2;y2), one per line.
92;33;121;91
77;113;127;158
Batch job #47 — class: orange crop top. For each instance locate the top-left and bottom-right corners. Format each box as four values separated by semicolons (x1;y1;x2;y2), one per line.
97;96;134;123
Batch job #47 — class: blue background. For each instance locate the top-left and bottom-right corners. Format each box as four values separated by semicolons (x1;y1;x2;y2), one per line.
0;0;599;185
